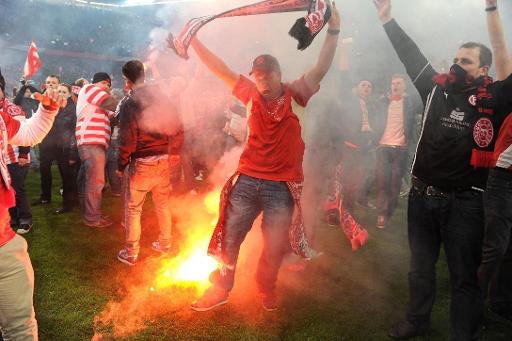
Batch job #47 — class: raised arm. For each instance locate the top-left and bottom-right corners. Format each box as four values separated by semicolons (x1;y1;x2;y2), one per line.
190;38;239;91
9;89;63;146
303;1;341;90
374;0;436;103
486;0;512;80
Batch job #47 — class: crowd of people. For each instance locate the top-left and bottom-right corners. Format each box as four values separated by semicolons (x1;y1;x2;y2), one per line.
0;0;511;340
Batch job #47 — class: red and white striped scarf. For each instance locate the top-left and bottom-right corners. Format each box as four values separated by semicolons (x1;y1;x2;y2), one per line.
168;0;330;59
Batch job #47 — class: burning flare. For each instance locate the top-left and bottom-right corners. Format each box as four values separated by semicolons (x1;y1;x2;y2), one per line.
152;188;221;293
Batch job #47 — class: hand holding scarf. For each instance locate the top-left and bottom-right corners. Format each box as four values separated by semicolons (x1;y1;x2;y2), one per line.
168;0;331;59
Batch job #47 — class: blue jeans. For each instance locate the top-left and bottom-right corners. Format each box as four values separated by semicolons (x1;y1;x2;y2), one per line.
211;174;294;295
478;168;512;314
78;145;106;223
124;157;172;256
7;164;32;226
376;146;407;219
406;184;484;341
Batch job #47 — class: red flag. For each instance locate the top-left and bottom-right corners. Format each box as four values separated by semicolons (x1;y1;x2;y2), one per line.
23;40;41;79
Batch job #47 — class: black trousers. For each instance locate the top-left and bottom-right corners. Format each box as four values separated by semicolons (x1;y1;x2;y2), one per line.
341;147;372;212
8;163;32;226
406;184;484;341
478;168;512;314
39;144;78;208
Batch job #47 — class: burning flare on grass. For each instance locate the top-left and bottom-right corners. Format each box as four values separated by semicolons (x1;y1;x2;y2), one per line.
93;189;223;339
152;188;221;293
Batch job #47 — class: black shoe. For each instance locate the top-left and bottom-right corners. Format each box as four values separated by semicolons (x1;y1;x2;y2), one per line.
32;199;51;206
388;320;428;340
55;207;72;214
488;306;512;328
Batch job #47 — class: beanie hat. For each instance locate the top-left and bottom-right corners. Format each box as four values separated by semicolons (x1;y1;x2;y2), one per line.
92;72;111;86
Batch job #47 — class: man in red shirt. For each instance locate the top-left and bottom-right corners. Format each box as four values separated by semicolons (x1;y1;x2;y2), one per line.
0;67;65;340
190;2;340;312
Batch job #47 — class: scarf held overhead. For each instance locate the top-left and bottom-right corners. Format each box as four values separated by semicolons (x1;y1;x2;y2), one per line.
168;0;331;59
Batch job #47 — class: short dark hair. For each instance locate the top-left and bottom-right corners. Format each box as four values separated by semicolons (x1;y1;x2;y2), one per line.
46;74;60;82
460;42;493;67
122;60;145;84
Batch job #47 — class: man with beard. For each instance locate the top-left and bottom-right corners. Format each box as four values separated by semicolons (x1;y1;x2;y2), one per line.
374;0;512;339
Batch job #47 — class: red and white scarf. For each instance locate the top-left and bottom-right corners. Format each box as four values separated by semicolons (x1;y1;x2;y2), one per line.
168;0;330;59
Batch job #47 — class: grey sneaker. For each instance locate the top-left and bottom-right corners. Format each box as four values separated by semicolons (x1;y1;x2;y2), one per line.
16;223;33;235
151;241;171;254
117;249;137;266
83;218;113;228
191;286;229;312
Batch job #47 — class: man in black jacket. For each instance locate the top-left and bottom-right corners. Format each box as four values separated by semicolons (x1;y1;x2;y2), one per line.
116;60;182;266
375;0;512;340
373;75;421;229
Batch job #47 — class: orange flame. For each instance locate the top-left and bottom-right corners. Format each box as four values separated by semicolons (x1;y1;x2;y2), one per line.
153;188;222;294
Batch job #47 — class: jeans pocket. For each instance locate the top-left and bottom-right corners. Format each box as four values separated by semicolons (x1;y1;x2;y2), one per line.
455;190;483;212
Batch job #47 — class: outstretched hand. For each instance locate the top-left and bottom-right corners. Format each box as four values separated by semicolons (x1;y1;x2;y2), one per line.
33;88;67;111
373;0;392;24
327;1;341;29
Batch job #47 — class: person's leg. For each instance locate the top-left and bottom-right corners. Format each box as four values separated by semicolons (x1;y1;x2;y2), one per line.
124;161;153;257
57;154;78;211
405;188;443;329
29;148;39;171
387;149;408;220
358;148;376;207
0;235;38;341
106;140;121;195
376;147;392;219
7;164;32;226
341;148;364;212
78;145;106;223
255;180;294;296
479;170;512;319
209;175;262;292
491;236;512;318
150;160;172;249
38;144;55;202
443;190;484;341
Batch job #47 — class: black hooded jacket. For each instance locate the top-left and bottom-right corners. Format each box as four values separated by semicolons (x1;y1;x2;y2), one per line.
384;19;512;189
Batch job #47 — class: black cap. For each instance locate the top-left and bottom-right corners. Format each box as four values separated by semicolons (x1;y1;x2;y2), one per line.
0;68;5;92
92;72;111;86
249;54;281;75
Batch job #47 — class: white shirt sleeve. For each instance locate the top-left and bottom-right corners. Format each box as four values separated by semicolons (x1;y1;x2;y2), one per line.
8;104;57;146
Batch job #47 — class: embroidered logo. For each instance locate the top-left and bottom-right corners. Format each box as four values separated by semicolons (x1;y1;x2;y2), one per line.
473;117;494;148
305;12;324;34
468;95;477;106
449;110;465;121
6;105;22;117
